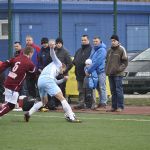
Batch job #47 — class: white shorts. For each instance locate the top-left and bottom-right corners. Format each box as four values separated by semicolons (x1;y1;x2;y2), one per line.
4;88;19;104
38;77;61;98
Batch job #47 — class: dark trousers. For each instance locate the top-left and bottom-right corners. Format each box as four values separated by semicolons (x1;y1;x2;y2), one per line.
109;76;124;109
84;88;94;108
26;76;37;98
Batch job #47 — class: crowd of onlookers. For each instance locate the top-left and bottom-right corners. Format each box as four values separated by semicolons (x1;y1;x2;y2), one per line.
0;34;128;112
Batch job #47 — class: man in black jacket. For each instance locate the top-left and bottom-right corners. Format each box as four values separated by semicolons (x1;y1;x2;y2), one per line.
73;35;92;109
54;38;73;97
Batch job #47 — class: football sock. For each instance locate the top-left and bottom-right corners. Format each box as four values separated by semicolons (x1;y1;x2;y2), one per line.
0;103;11;117
61;99;75;120
28;101;43;116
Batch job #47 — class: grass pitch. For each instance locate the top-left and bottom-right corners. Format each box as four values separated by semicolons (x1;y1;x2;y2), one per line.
0;111;150;150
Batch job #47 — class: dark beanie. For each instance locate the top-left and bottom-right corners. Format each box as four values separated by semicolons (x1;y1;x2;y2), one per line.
56;37;63;45
110;34;119;41
41;37;48;44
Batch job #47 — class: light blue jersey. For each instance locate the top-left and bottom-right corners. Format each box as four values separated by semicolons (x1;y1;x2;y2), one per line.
38;47;63;97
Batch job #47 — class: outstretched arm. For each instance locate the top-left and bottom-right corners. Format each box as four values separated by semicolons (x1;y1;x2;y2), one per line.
49;40;62;68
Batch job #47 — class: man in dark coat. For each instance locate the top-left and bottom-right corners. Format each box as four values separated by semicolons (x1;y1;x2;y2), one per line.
73;35;92;109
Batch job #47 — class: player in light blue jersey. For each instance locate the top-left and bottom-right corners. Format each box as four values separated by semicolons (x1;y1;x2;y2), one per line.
24;39;81;123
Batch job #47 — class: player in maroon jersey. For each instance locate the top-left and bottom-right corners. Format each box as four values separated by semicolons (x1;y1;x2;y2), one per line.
0;46;36;117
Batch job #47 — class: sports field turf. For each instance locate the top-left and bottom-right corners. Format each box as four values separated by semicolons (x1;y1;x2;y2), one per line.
0;111;150;150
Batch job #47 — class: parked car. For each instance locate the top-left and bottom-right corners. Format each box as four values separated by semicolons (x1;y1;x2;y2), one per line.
123;48;150;94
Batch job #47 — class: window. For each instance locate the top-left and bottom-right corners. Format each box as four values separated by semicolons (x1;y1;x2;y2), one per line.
0;20;8;39
127;25;149;52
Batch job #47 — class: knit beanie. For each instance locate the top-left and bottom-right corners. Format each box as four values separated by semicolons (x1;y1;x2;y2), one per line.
110;35;119;41
41;37;48;44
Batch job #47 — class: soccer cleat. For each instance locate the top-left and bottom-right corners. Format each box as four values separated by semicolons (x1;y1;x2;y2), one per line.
64;113;82;123
24;112;30;122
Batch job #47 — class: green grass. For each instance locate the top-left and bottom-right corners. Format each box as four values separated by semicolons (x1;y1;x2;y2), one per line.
1;111;150;150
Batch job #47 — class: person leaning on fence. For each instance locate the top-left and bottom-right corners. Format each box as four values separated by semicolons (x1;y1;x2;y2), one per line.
83;59;98;109
105;35;128;112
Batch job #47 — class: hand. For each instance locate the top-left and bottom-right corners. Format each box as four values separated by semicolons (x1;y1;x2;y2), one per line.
64;76;69;81
85;71;90;77
49;41;56;49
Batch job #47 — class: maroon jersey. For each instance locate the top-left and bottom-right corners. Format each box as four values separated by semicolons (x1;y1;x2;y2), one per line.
0;55;36;92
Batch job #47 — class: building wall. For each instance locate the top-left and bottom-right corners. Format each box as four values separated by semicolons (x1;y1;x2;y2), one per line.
0;1;150;60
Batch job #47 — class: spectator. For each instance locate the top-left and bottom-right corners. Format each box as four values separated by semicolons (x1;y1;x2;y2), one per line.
0;47;36;117
105;35;128;112
13;41;24;57
24;39;81;123
38;37;52;71
73;35;92;109
38;37;56;110
85;36;107;109
83;59;98;109
54;37;73;105
25;35;40;98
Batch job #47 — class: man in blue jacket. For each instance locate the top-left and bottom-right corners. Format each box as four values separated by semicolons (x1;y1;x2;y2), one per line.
85;36;107;109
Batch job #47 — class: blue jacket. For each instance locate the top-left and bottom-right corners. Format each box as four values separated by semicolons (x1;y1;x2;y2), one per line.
84;66;98;89
87;42;107;75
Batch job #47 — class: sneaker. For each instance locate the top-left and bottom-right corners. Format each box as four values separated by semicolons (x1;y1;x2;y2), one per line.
116;108;123;112
24;112;30;122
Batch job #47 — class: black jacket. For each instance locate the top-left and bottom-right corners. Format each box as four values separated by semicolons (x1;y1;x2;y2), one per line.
73;44;92;81
55;47;73;75
38;46;52;70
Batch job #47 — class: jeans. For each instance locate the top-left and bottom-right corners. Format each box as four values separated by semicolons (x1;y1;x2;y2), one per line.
109;76;124;109
97;72;107;105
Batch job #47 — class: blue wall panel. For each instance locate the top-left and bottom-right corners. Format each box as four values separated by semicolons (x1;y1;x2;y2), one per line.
0;40;8;61
0;1;150;61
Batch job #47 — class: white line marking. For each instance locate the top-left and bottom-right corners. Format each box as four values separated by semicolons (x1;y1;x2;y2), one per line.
7;113;150;122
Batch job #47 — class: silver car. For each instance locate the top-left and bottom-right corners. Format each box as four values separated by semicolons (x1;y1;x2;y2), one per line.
123;48;150;94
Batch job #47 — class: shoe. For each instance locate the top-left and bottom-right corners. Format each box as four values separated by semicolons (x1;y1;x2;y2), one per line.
116;108;123;112
65;113;82;123
97;103;106;108
24;112;30;122
74;104;85;110
66;117;82;123
40;107;49;112
106;108;116;112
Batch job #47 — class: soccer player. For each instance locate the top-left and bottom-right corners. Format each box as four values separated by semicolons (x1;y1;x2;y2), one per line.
0;47;36;117
24;39;81;123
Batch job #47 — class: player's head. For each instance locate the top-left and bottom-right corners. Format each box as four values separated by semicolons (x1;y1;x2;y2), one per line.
24;46;34;59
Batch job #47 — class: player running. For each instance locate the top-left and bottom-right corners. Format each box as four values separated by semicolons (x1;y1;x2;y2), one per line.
0;47;36;117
